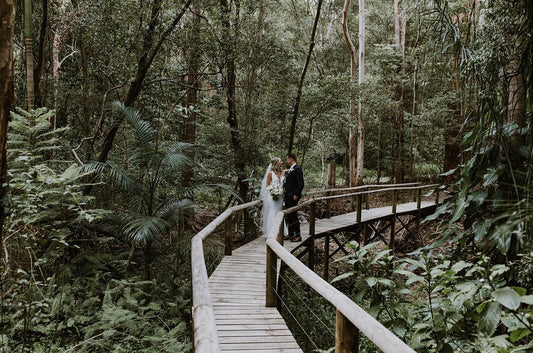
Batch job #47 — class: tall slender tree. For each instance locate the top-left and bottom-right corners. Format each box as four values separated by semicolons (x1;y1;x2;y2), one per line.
287;0;323;155
0;0;15;274
342;0;357;186
24;0;34;110
356;0;365;186
96;0;192;165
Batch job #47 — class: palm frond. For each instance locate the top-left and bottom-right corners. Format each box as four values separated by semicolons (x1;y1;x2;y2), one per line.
80;162;141;194
157;199;195;220
166;141;193;154
112;101;155;147
122;216;171;243
162;152;191;171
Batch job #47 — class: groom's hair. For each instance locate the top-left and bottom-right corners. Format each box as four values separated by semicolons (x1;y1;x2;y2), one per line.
287;153;298;162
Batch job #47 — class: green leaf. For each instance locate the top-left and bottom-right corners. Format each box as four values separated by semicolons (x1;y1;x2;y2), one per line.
451;260;472;274
478;301;501;335
331;271;354;283
365;277;378;287
510;328;530;343
492;287;521;310
519;295;533;305
450;197;469;223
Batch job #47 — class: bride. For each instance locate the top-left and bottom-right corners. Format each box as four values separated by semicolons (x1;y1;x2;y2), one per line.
260;157;285;237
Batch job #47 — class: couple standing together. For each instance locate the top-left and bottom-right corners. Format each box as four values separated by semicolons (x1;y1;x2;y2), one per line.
260;153;305;242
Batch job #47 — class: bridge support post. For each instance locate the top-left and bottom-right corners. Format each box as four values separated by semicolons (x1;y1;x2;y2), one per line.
335;309;359;353
391;190;398;251
356;195;362;223
266;221;283;307
224;214;233;256
308;201;316;270
266;246;277;307
323;231;330;280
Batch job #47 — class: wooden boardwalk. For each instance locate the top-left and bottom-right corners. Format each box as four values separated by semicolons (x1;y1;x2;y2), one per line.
208;201;435;352
209;236;303;353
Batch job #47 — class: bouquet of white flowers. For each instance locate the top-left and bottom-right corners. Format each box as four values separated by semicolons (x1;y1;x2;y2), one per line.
266;184;283;201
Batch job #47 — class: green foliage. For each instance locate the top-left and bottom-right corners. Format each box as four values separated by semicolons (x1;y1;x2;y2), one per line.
2;254;191;352
81;102;195;245
333;244;533;353
1;107;192;352
5;107;107;265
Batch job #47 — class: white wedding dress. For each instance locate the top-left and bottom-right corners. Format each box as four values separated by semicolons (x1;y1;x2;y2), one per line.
260;164;285;237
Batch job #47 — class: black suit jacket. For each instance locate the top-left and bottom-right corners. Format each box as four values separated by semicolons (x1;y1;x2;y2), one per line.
284;164;304;199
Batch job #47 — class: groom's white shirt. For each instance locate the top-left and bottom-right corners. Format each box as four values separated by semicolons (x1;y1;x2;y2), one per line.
288;164;296;174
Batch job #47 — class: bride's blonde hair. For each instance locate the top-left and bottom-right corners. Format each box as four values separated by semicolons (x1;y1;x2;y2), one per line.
270;157;282;173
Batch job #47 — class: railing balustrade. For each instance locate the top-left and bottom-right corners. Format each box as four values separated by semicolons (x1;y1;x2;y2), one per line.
191;183;440;353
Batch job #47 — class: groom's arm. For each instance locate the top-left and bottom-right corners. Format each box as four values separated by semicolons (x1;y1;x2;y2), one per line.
295;168;304;199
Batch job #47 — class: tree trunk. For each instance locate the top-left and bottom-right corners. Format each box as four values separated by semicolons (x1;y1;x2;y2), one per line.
243;0;264;134
34;0;48;107
24;0;35;110
507;58;526;146
355;0;365;186
219;0;255;241
96;0;192;165
443;61;462;184
342;0;357;187
287;0;323;154
393;0;405;183
0;0;15;276
182;0;201;188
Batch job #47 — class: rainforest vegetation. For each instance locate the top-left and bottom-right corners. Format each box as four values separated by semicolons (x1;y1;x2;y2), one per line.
0;0;531;352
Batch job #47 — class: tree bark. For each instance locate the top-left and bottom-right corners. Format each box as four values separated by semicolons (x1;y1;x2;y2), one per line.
393;0;405;183
182;0;201;188
342;0;357;187
0;0;15;276
96;0;192;164
355;0;365;186
287;0;323;155
34;0;47;107
24;0;35;110
219;0;247;201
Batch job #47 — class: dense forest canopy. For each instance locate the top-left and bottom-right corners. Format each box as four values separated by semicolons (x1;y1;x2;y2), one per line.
0;0;531;352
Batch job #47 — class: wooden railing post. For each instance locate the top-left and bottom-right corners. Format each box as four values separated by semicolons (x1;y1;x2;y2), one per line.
266;245;277;307
435;188;440;205
392;189;398;214
323;231;330;280
266;219;283;307
356;194;362;223
224;213;233;256
309;201;316;270
326;163;335;218
416;188;422;209
336;309;359;353
391;190;397;251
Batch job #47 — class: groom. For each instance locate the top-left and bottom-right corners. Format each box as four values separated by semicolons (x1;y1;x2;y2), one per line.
283;153;304;242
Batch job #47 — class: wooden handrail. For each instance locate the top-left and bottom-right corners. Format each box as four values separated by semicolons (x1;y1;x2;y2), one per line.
269;183;440;352
192;184;438;352
191;200;262;353
266;235;416;353
284;183;440;214
306;182;421;196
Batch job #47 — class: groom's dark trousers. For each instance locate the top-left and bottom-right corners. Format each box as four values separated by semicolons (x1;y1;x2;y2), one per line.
283;164;304;238
284;196;300;238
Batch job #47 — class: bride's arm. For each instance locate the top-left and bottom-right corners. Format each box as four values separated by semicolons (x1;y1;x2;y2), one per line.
266;171;273;186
